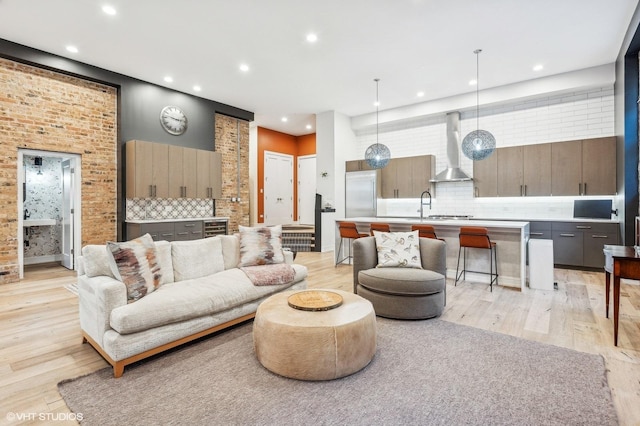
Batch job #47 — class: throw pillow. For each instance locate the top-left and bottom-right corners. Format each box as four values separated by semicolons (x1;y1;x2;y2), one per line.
238;225;285;267
171;236;225;281
106;233;163;302
373;230;422;269
81;245;115;278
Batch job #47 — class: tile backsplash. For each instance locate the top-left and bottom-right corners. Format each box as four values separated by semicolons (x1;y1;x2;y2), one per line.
126;198;214;220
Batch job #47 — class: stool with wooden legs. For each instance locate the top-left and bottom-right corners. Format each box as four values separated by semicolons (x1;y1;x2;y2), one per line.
369;222;390;235
336;222;368;266
455;226;498;291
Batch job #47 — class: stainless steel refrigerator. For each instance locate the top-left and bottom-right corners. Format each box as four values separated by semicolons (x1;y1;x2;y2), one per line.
345;170;377;217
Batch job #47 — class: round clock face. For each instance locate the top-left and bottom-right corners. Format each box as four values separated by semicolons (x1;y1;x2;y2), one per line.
160;106;187;135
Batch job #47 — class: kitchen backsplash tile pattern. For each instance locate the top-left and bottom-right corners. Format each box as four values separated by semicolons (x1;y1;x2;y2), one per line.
23;155;62;258
355;86;616;219
126;198;214;221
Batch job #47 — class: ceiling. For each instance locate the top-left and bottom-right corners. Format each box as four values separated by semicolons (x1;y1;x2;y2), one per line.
0;0;637;136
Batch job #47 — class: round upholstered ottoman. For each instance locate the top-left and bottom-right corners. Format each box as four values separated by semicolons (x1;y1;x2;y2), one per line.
357;268;445;319
253;289;376;381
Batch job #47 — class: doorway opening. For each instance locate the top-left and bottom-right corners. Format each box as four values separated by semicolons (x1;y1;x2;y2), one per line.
17;149;82;279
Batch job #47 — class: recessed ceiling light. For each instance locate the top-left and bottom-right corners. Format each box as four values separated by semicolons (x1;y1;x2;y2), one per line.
66;45;78;53
306;124;312;130
193;85;202;92
102;5;117;15
164;76;173;83
469;79;477;86
373;101;380;107
417;91;425;97
281;117;288;122
306;33;318;43
533;64;544;71
239;63;250;72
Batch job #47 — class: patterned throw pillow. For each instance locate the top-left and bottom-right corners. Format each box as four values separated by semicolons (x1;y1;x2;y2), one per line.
373;230;422;269
106;233;162;302
238;225;285;267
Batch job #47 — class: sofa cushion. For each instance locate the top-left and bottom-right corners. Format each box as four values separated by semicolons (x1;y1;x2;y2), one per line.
373;230;422;269
109;264;308;334
106;233;162;302
155;240;174;285
238;225;284;267
171;237;225;282
358;268;445;296
219;235;240;270
82;244;115;278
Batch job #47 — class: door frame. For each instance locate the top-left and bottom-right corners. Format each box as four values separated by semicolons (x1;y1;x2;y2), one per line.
297;154;316;225
17;149;82;278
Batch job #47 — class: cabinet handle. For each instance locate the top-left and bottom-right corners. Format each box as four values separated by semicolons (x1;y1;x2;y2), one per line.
524;185;527;196
184;223;195;227
575;225;591;229
584;183;587;195
591;235;609;239
520;185;523;196
560;233;575;237
149;185;153;197
578;183;582;195
161;233;173;237
530;232;544;236
177;232;188;236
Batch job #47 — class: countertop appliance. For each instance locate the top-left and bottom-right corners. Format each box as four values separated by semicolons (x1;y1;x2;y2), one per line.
573;199;613;219
345;170;377;217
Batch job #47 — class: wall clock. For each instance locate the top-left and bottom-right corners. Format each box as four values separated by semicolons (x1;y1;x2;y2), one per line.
160;105;188;135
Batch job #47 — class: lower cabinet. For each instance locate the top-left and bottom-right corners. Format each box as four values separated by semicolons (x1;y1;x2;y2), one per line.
550;221;619;268
128;220;207;242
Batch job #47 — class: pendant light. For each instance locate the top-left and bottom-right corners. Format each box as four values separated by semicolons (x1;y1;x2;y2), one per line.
462;49;496;161
365;78;391;169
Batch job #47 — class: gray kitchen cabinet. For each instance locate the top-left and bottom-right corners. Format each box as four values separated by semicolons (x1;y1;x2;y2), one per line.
168;146;198;198
127;222;175;242
551;221;619;267
529;221;551;239
345;160;373;172
381;155;434;198
473;151;498;197
126;140;169;198
174;221;203;240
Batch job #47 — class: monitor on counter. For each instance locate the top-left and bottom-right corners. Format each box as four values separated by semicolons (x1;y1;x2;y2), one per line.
573;199;612;219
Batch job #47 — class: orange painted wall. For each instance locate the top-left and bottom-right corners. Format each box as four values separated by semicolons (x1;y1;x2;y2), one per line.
257;127;316;223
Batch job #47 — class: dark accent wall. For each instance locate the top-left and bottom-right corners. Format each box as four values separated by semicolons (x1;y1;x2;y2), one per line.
615;6;640;245
0;38;254;240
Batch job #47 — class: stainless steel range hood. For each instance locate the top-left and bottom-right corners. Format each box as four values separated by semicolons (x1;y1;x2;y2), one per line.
430;111;472;182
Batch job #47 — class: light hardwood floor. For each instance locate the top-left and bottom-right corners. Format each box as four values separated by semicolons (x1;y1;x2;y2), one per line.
1;254;639;425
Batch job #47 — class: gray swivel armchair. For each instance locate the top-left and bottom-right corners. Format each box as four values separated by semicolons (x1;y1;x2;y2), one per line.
353;236;446;320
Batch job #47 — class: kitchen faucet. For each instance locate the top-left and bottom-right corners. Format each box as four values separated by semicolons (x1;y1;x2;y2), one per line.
419;190;432;220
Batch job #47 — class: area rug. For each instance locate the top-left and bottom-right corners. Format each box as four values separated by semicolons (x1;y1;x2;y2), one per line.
58;319;617;425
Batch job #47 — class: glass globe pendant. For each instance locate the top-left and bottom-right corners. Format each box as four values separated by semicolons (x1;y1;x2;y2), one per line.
365;78;391;169
462;49;496;161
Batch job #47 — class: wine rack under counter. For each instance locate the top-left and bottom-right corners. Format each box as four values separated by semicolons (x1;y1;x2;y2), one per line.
204;219;228;237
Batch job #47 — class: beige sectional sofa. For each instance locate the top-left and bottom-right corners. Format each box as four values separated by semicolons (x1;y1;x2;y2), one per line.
78;234;308;377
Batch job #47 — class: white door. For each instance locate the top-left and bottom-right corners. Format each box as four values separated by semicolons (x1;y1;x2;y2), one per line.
264;151;293;225
297;155;316;225
61;159;74;270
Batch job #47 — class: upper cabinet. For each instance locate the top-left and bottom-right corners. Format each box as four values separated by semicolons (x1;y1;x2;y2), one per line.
126;140;222;199
126;140;169;198
196;150;222;199
475;137;615;198
381;155;435;198
551;137;616;196
345;159;374;172
473;152;498;197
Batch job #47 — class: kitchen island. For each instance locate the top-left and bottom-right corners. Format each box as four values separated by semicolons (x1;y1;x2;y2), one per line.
336;217;530;291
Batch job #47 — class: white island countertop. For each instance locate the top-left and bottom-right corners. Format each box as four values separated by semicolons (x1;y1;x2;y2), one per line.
344;217;529;229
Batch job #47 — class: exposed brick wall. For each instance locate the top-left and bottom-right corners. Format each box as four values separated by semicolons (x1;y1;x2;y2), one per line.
0;58;117;283
215;114;250;233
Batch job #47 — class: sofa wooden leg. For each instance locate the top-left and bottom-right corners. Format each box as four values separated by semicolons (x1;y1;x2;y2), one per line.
82;336;88;343
113;363;125;378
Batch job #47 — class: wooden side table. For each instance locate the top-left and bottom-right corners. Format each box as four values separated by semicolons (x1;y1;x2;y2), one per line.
603;245;640;346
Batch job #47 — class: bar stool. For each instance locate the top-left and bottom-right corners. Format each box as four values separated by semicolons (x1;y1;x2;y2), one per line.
411;224;439;239
336;222;368;266
369;222;390;235
455;226;498;291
